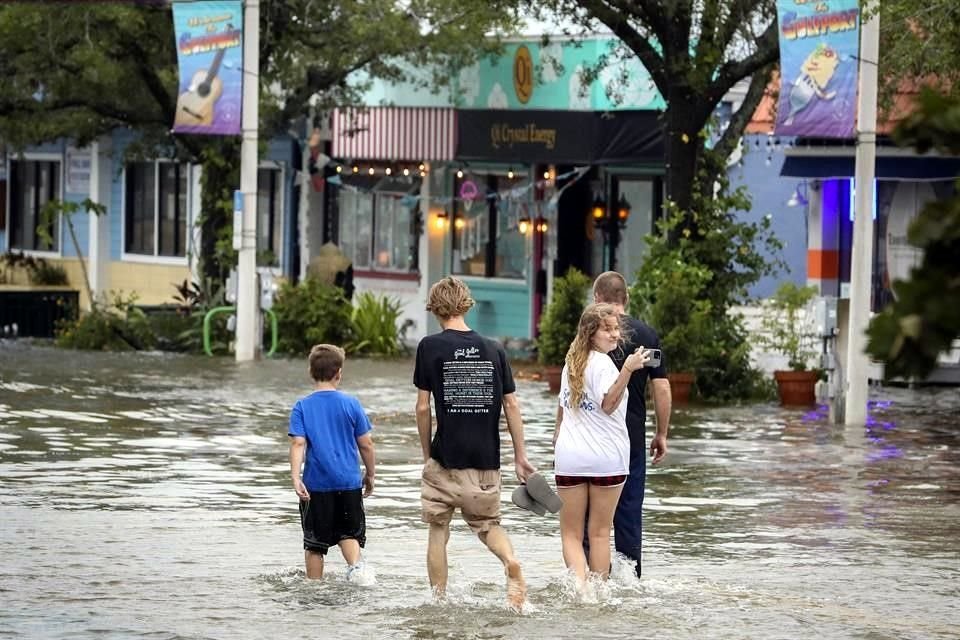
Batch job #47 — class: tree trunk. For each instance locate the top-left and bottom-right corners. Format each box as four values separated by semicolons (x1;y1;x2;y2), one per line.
663;103;706;245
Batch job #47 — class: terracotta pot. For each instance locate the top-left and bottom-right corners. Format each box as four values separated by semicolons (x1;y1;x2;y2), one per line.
773;370;819;407
542;365;563;393
667;372;695;405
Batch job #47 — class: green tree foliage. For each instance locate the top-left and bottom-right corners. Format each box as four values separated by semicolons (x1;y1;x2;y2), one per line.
866;89;960;380
875;0;960;107
532;0;779;230
629;166;782;401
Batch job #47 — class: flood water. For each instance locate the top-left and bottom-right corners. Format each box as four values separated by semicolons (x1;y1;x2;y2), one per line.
1;341;958;640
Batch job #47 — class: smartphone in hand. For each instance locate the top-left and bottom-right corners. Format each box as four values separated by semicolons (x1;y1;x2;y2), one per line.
644;348;662;368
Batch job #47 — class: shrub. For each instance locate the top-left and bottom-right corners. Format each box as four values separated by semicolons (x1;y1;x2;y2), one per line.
56;291;155;351
272;277;353;355
630;249;713;374
348;291;407;356
759;281;819;371
537;267;591;366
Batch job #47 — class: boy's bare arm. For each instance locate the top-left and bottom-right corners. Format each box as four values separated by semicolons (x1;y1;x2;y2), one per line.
356;432;376;497
503;392;534;482
289;436;309;499
415;389;433;463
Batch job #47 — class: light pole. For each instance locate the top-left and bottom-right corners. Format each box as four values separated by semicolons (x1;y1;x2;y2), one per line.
235;0;260;362
843;0;880;424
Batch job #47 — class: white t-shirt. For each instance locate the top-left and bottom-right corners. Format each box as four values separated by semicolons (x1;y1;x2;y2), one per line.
554;351;630;477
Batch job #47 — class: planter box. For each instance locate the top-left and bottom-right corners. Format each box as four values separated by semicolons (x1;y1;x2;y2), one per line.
774;370;819;407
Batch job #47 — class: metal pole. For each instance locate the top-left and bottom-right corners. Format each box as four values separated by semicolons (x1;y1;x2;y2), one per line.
844;1;879;425
236;0;260;362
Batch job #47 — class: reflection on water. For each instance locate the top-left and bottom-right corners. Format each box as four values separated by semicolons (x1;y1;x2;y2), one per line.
1;342;959;639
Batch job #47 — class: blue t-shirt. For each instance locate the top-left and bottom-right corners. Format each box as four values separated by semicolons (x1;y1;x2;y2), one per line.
288;390;372;491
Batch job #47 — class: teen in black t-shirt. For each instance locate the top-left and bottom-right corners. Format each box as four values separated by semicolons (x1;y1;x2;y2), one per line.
413;276;534;612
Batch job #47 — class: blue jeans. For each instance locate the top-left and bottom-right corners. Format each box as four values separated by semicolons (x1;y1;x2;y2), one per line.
613;451;646;577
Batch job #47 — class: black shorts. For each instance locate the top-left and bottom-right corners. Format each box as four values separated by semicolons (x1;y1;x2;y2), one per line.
299;488;366;555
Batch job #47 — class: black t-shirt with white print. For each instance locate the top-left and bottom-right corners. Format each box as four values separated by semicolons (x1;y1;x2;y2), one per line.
413;329;515;470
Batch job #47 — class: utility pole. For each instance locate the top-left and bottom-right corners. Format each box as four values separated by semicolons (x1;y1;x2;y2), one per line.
236;0;260;362
844;1;879;425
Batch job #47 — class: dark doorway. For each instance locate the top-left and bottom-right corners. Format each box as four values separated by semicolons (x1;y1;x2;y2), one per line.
554;165;595;278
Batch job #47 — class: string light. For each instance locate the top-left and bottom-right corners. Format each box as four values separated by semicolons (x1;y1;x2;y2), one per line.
352;165;359;174
335;165;342;173
456;169;464;179
385;167;392;176
368;167;375;175
403;168;410;176
507;167;515;180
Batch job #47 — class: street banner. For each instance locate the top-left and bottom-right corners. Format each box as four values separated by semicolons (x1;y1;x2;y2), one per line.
775;0;860;138
172;1;243;135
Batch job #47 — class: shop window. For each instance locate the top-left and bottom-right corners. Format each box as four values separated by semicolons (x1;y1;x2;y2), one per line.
337;177;419;273
452;173;526;279
9;159;61;252
124;161;188;258
257;167;282;267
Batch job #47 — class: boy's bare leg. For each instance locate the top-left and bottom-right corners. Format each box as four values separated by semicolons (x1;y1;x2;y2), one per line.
305;550;324;579
338;538;361;566
478;525;526;611
427;522;450;597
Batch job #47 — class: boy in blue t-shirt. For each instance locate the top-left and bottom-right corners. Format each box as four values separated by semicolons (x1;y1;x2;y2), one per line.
289;344;376;579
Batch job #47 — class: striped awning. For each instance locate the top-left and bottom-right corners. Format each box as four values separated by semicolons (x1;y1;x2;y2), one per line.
331;107;456;162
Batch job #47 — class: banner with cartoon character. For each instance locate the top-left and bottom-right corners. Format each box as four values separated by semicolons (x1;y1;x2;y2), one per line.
775;0;860;138
172;1;243;136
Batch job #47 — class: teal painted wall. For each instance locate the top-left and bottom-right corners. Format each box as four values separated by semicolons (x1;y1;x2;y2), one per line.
458;39;664;111
463;278;530;339
352;37;664;111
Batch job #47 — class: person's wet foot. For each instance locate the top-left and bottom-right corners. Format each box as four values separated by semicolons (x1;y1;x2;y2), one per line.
505;561;526;612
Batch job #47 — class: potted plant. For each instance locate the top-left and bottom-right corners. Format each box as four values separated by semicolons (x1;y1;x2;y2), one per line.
759;281;821;406
537;267;591;392
629;248;713;404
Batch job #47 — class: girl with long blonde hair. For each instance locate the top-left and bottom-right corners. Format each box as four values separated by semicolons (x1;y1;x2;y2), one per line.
552;303;648;590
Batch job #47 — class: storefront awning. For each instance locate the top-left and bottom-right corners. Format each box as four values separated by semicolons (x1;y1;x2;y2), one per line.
781;154;960;181
331;107;456;162
456;109;663;165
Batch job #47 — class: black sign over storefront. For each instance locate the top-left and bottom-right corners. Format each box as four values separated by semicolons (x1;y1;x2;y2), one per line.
456;109;664;165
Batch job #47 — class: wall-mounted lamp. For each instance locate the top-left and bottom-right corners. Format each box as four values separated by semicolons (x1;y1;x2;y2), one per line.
518;213;532;234
535;216;548;233
616;194;631;225
787;182;809;207
591;194;606;221
454;215;466;230
507;167;515;180
434;210;449;230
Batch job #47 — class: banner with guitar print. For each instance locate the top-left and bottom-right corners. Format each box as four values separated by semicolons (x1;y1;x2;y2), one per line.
172;1;243;135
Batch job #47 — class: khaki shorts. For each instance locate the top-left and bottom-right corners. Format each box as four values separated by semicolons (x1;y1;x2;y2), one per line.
420;458;501;534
